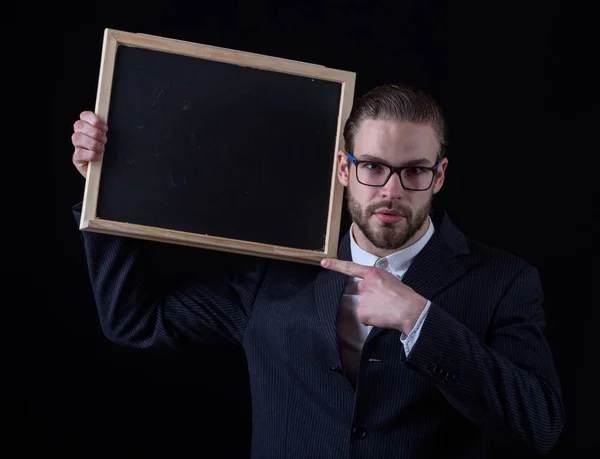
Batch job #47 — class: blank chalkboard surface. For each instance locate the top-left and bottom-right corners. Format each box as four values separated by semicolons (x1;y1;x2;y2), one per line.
80;29;356;264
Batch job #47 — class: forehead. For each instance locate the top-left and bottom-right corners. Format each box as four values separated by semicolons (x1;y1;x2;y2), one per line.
353;119;439;162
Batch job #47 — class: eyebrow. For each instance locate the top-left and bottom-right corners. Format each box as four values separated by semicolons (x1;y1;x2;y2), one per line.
356;154;435;167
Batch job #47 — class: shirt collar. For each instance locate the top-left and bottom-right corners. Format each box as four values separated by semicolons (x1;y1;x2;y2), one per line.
350;216;435;274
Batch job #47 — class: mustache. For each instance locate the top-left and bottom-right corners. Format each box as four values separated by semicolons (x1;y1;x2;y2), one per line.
366;201;411;216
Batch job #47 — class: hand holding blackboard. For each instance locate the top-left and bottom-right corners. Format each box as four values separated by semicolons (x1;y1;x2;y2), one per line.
77;28;356;265
72;111;108;178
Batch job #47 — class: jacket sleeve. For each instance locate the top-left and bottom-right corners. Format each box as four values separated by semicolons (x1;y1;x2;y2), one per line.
73;203;268;350
404;265;565;456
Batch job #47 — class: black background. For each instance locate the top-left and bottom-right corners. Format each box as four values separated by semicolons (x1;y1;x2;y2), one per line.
5;0;597;457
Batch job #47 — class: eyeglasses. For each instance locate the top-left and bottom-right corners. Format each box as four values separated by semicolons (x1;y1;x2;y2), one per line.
345;152;440;191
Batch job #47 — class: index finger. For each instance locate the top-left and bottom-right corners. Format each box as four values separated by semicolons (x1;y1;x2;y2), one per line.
321;258;371;278
80;111;108;131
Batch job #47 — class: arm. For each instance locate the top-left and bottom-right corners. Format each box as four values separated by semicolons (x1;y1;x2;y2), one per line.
400;300;430;355
404;266;565;455
73;204;268;350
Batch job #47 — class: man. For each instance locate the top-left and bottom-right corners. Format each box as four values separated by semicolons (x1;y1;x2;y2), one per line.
70;83;564;458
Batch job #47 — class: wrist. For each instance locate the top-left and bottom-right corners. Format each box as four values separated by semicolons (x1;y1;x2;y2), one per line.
399;297;427;335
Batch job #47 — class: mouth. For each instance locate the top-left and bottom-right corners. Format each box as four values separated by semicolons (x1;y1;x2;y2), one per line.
373;209;406;224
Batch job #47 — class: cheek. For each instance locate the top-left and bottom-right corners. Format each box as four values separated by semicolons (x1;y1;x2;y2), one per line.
349;182;377;205
413;190;434;208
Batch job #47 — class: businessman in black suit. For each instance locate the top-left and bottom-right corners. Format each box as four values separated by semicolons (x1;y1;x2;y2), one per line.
70;83;564;458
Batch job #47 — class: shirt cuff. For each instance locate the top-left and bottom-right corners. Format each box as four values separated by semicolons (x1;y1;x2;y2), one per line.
400;300;431;356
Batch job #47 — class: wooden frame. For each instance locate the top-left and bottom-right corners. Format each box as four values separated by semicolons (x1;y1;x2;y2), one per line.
80;28;356;264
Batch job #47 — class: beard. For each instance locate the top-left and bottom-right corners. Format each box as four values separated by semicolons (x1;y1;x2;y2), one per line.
346;186;433;251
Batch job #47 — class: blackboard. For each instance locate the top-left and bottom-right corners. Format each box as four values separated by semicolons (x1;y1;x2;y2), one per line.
80;29;356;264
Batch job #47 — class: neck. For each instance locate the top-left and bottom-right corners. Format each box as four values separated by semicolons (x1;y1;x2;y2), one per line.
352;217;431;258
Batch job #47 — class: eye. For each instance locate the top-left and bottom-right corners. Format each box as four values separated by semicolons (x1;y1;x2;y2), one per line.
404;167;425;175
364;162;383;171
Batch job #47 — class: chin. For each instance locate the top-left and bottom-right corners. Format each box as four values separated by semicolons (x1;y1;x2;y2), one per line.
370;215;407;227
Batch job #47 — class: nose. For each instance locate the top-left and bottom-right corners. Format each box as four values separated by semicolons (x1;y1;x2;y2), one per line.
379;171;405;199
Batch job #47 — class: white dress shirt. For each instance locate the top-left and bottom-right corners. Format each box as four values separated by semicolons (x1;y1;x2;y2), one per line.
336;217;434;384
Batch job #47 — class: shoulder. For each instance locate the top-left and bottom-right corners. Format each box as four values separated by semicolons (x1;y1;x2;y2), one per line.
467;237;542;292
438;221;546;314
466;237;534;274
433;209;538;281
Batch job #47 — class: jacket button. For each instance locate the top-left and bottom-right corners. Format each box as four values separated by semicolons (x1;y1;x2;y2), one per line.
443;372;455;383
330;366;343;373
352;426;368;439
429;363;443;376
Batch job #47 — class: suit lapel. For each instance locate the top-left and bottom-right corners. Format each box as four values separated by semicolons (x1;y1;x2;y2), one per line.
365;210;470;344
315;232;352;358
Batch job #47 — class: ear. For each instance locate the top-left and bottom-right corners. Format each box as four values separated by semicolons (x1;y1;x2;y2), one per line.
432;157;449;194
336;150;350;187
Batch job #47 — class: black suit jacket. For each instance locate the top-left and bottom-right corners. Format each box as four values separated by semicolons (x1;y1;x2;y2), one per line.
74;204;564;458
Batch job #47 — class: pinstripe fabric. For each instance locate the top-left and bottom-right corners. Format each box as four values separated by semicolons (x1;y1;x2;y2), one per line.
73;204;564;458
